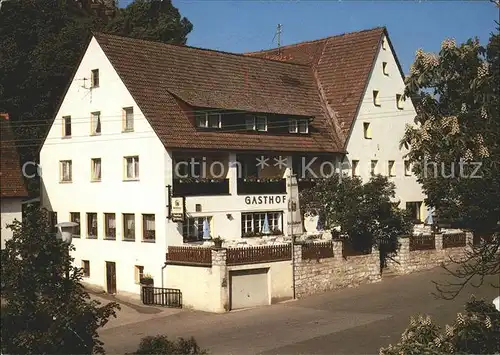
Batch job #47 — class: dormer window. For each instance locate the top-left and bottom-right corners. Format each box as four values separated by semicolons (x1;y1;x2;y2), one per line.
196;112;221;129
91;69;99;88
289;118;309;134
245;115;267;131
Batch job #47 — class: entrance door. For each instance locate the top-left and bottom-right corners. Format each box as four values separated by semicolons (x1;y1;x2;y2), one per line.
105;261;116;294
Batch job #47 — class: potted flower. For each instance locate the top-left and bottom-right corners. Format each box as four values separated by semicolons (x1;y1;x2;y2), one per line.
140;273;154;286
211;236;225;249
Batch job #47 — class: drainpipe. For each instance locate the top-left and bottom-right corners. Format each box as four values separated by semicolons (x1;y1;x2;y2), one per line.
161;262;168;289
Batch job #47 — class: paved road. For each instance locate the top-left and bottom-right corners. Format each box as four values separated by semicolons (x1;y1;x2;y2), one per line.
100;267;499;355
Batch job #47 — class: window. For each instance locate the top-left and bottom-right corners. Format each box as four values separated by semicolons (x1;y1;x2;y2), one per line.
245;115;255;130
388;160;395;176
142;214;155;242
406;201;423;222
91;111;101;135
134;265;144;284
63;116;71;137
104;213;116;240
396;94;405;110
123;213;135;241
82;260;90;277
124;156;139;180
196;112;221;129
351;160;359;177
91;158;101;181
59;160;72;182
289;118;309;133
373;90;380;106
363;122;372;139
404;160;411;176
183;217;212;242
91;69;99;88
256;116;267;131
70;212;80;237
123;107;134;132
241;212;282;236
370;160;378;176
87;213;98;238
382;62;388;75
382;37;387;50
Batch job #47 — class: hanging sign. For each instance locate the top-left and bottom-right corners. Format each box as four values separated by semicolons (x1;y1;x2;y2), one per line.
171;197;185;222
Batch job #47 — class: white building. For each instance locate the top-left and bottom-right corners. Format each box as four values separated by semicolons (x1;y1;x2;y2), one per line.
39;27;425;296
1;114;29;249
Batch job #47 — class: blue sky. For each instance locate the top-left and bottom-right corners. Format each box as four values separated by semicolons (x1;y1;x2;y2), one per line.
118;0;498;73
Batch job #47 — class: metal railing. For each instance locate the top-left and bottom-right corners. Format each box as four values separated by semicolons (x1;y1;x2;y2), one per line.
141;286;182;308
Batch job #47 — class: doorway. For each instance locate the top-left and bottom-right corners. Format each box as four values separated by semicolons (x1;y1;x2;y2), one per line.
105;261;116;294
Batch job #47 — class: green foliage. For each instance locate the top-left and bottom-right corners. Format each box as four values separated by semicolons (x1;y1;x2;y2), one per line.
131;335;207;355
401;28;500;236
0;0;192;190
0;206;120;354
300;174;413;253
380;298;500;355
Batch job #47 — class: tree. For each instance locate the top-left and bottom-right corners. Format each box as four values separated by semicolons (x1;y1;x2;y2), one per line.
380;298;500;355
131;335;207;355
0;205;120;354
401;25;500;299
0;0;192;190
300;174;413;267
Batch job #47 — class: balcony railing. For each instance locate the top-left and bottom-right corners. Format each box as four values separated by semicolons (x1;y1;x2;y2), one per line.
237;178;286;195
172;178;229;197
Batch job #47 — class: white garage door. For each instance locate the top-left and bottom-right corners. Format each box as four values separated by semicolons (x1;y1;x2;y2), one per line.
230;268;269;310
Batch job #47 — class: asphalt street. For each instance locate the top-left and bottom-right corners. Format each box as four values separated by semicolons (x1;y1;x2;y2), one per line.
99;267;499;355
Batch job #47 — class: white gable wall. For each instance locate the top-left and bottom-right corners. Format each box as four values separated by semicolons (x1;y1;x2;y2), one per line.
40;37;171;295
344;35;426;215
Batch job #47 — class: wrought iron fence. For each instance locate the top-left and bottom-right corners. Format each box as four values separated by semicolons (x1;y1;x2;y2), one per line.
141;286;182;308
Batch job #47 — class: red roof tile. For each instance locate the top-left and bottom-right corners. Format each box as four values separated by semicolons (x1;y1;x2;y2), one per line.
93;33;344;153
246;27;386;143
1;114;28;198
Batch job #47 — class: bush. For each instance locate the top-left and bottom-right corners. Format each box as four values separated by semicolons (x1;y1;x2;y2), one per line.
380;298;500;355
132;335;207;355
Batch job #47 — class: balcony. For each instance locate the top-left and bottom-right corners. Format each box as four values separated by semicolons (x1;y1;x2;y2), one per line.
237;178;286;195
172;178;230;197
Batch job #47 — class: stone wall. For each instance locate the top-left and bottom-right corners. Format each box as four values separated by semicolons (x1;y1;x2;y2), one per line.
387;232;473;275
293;241;381;298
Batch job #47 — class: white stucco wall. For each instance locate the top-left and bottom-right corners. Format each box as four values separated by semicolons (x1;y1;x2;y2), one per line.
344;35;426;214
39;37;170;295
1;197;23;249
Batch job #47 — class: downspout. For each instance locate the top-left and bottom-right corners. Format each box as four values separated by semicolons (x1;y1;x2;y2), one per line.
161;262;168;289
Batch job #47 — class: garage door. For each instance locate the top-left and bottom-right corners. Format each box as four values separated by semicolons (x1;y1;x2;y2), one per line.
230;268;269;310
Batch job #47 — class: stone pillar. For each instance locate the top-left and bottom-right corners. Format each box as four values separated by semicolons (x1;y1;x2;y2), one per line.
465;231;474;250
292;244;303;297
228;153;238;196
332;239;343;262
370;245;382;282
211;248;229;313
434;233;444;264
390;237;410;275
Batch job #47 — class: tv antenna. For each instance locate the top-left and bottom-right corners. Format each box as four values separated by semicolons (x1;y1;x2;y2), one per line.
74;77;93;103
272;24;282;54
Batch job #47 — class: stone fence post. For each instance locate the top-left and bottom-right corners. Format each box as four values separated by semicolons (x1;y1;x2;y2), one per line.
211;248;228;313
389;237;410;275
332;239;343;262
434;233;443;250
465;231;474;250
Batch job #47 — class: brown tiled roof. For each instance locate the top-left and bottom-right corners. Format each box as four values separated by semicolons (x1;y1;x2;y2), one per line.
0;114;28;198
94;32;343;153
246;27;386;142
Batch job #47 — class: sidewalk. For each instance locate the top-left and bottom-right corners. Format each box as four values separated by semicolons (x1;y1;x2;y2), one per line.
88;290;183;330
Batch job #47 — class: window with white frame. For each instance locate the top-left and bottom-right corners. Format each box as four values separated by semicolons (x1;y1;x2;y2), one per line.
289;118;309;133
196;112;221;129
91;111;101;135
256;116;267;131
86;213;98;238
124;156;139;180
123;213;135;241
63;116;71;137
91;69;99;88
351;160;359;177
388;160;395;176
82;260;90;277
241;211;282;236
104;213;116;239
134;265;144;284
91;158;101;181
142;214;155;242
59;160;72;182
70;212;80;237
183;216;212;242
370;160;378;176
245;115;255;130
123;107;134;132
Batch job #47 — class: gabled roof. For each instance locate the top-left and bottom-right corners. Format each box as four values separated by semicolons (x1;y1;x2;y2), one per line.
0;114;28;198
93;32;343;153
246;27;387;141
